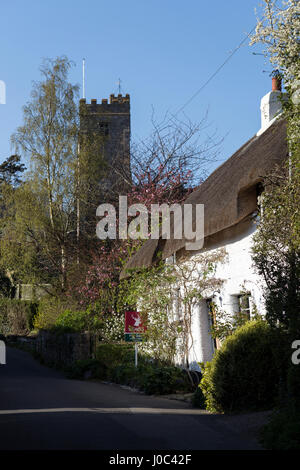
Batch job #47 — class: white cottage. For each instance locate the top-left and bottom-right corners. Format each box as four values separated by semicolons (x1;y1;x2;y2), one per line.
122;83;288;367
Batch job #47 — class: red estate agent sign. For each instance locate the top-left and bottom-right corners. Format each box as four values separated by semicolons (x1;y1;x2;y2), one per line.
124;311;147;334
124;311;147;343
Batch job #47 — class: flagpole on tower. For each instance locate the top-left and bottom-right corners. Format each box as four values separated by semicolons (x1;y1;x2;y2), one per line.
82;58;86;99
117;78;122;94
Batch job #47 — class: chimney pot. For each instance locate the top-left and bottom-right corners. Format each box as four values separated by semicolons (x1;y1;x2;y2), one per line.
272;76;282;92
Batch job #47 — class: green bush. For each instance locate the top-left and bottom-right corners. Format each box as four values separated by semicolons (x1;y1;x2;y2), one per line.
34;298;106;334
141;366;193;395
96;343;135;369
107;362;192;395
110;364;139;386
53;309;103;333
192;384;206;409
67;341;193;396
198;362;216;410
65;359;107;380
34;296;73;330
199;320;289;413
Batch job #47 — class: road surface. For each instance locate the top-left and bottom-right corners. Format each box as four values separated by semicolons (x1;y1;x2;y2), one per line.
0;347;263;450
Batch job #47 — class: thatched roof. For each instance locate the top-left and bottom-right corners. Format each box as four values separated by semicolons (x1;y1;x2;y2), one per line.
121;119;288;278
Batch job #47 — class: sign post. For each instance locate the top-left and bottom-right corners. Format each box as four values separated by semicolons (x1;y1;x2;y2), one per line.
135;342;138;368
124;311;147;368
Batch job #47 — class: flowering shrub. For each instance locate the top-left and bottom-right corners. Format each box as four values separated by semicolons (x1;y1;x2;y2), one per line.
251;0;300;90
100;314;124;342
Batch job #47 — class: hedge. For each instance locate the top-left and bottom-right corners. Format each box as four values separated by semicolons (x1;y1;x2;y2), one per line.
199;320;290;413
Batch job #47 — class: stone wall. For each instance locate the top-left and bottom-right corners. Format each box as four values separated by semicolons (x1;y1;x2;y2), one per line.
14;330;96;367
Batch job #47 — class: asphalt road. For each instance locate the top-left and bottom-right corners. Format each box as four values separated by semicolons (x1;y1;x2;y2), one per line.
0;347;263;450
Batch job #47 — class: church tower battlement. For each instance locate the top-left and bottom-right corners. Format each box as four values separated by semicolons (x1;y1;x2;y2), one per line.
79;93;131;196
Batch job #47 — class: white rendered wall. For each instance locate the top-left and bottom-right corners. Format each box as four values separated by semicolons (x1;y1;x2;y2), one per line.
187;219;265;368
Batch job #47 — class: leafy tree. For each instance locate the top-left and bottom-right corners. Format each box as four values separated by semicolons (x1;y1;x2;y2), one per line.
0;155;25;186
251;165;300;334
250;0;300;336
0;181;56;286
4;57;80;291
0;155;26;295
251;3;300;447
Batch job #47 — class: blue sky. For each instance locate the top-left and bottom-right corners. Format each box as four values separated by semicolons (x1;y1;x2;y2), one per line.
0;0;272;174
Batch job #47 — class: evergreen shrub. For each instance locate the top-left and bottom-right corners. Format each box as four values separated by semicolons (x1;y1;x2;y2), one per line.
199;320;289;412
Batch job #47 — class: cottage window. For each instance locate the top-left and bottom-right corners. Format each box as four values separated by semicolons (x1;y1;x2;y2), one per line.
237;293;251;320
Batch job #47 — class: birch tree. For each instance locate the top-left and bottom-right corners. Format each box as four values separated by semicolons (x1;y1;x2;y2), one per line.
10;56;79;290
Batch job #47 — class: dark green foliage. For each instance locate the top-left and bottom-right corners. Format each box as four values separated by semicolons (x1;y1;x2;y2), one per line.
0;155;25;186
0;271;14;298
287;363;300;407
96;343;135;368
25;302;38;330
199;320;290;413
261;364;300;449
263;251;300;334
251;136;300;337
107;362;193;395
63;343;136;382
64;358;107;380
0;298;38;335
110;364;139;386
65;341;194;395
261;408;300;449
95;343;193;394
113;364;187;394
140;366;192;395
192;385;206;409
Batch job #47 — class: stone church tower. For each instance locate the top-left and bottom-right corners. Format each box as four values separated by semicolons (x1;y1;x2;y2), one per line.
79;93;131;199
